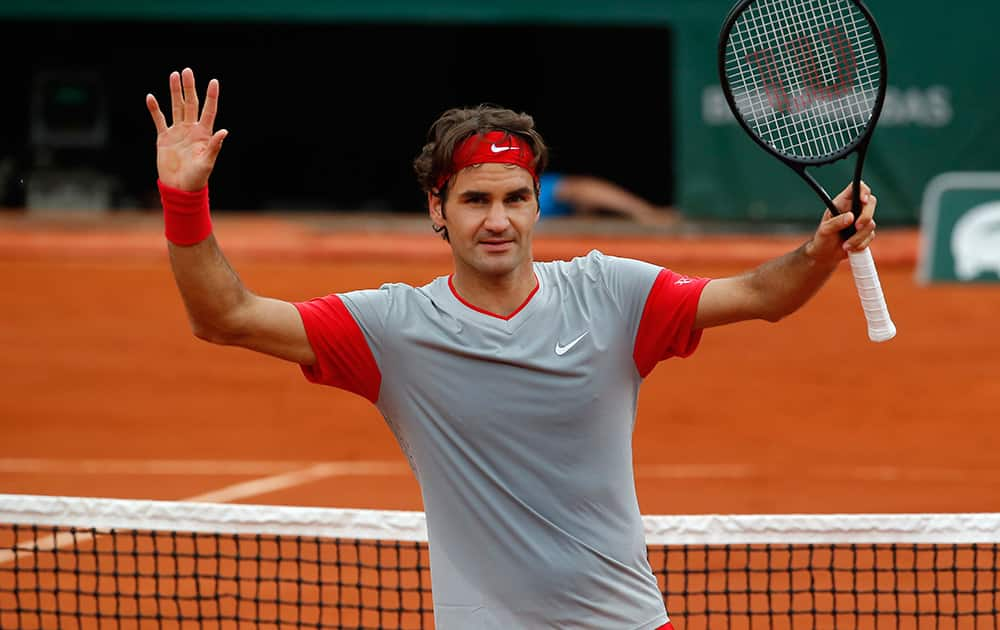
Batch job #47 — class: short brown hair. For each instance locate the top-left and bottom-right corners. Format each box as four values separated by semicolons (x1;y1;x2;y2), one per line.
413;104;549;240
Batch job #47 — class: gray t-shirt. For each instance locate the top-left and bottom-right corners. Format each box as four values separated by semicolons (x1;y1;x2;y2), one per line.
295;250;709;629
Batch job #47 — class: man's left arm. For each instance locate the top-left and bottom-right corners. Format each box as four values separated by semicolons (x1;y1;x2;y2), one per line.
694;182;878;329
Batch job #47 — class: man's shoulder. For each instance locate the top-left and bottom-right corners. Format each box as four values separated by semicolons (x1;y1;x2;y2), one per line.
537;249;646;284
537;249;607;275
536;250;666;304
339;276;446;311
531;251;607;300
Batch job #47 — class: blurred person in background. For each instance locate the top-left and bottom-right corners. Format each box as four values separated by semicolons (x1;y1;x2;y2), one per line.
147;67;878;630
540;171;679;225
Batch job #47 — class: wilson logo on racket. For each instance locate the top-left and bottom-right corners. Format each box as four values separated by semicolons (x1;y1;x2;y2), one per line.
745;26;858;114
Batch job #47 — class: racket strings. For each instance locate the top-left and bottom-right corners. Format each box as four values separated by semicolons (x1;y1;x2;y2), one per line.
724;0;882;160
740;2;871;148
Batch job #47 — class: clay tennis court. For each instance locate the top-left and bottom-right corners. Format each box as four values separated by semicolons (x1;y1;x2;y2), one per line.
1;212;999;628
1;211;998;514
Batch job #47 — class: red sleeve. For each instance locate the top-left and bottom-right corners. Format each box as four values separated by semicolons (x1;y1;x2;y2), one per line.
294;295;381;403
633;269;711;378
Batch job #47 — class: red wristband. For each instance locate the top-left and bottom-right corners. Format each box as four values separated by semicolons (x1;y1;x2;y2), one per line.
158;180;212;245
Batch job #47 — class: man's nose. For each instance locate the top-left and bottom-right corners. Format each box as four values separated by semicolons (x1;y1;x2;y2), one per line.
484;200;511;231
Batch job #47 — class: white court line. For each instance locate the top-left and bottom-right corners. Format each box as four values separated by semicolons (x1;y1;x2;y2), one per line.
812;465;1000;483
636;463;1000;483
0;458;404;476
185;461;409;502
0;460;409;565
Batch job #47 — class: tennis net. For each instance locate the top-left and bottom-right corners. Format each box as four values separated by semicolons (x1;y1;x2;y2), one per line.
2;494;999;629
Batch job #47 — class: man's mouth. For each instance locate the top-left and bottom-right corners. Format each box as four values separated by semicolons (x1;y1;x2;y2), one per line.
479;239;514;252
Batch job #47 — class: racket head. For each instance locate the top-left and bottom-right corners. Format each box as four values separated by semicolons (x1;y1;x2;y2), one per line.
718;0;887;167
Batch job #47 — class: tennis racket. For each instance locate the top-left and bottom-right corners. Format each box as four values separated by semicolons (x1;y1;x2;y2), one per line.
718;0;896;342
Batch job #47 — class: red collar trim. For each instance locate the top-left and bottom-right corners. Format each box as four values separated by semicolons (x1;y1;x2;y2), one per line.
448;274;540;321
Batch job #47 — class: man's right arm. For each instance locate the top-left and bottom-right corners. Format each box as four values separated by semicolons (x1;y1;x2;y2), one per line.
149;67;315;366
167;235;315;365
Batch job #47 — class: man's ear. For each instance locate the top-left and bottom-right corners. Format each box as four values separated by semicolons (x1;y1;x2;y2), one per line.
428;191;446;228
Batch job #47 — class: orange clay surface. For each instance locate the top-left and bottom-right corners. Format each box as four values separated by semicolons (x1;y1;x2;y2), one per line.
1;211;998;517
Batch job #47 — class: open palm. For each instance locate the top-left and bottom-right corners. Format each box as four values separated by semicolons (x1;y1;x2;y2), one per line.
146;68;227;192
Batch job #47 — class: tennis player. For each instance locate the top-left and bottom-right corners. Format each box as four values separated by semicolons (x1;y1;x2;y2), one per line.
147;68;877;629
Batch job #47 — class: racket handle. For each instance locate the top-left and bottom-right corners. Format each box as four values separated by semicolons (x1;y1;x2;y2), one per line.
847;248;896;342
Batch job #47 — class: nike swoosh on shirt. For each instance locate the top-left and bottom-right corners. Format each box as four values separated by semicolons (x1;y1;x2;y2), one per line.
555;331;589;356
490;144;520;153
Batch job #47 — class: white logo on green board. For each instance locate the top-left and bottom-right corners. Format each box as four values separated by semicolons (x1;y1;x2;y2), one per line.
919;172;1000;283
952;201;1000;280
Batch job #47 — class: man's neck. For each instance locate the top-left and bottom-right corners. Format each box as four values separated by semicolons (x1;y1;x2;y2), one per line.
451;262;538;318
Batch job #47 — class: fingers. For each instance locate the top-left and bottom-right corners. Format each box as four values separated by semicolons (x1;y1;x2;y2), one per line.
808;186;879;261
832;180;872;215
181;68;199;123
146;94;168;134
168;71;183;126
844;194;878;252
817;206;855;237
200;78;220;130
206;129;228;163
835;180;870;200
162;68;218;130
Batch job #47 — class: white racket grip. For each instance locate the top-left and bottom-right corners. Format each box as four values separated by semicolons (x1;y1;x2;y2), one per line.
847;248;896;342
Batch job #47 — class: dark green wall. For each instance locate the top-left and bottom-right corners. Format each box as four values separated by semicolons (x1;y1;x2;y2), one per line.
6;0;997;223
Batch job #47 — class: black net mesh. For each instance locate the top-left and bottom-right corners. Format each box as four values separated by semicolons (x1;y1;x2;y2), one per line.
4;523;999;629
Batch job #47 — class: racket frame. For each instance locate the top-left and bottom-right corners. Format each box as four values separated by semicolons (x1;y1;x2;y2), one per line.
716;0;896;342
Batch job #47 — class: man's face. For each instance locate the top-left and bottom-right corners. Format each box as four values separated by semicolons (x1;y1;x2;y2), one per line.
429;163;539;279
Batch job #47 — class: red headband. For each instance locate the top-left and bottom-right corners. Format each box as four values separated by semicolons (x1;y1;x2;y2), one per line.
435;130;537;191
